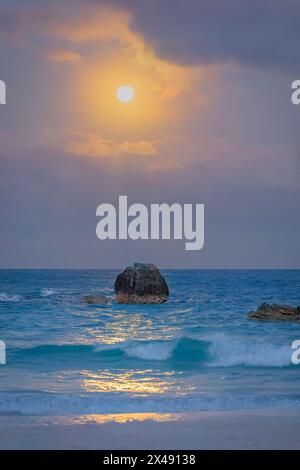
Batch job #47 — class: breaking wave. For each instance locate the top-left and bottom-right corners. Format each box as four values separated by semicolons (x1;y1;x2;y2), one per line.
11;335;292;368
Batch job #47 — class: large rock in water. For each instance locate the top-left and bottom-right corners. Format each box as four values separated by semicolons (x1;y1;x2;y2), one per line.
249;303;300;323
115;263;169;304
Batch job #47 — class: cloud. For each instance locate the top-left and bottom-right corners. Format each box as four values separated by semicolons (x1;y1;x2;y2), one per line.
3;1;300;70
0;5;139;54
46;7;135;46
119;141;157;156
60;130;157;157
94;0;300;69
47;48;81;63
0;5;57;45
0;4;196;101
0;9;21;37
147;160;183;172
46;6;194;99
62;131;116;157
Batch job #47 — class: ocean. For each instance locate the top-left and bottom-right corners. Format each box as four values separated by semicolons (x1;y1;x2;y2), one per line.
0;269;300;416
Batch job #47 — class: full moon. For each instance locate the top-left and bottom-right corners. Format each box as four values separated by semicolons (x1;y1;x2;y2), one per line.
116;85;135;103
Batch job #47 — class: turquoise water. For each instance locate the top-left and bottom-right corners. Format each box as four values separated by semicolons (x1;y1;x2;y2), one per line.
0;269;300;415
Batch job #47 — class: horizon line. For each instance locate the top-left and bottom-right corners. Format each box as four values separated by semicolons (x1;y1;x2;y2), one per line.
0;267;299;271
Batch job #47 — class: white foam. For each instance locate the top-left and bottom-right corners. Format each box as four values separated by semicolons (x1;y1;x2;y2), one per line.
124;340;177;360
41;288;56;297
0;293;21;302
208;334;291;367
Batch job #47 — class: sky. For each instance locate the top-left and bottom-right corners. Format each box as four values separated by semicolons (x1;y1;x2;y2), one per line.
0;0;300;268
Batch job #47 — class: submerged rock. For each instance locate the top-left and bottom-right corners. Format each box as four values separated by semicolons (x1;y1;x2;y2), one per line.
84;295;108;305
249;303;300;323
114;263;169;304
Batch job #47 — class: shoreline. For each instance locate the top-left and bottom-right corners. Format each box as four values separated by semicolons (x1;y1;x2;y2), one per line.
0;409;300;450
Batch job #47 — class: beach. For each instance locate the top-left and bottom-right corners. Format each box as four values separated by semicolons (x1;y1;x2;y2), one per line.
1;410;300;450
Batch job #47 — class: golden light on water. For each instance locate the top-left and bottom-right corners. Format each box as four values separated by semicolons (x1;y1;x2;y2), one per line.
81;370;174;395
40;413;205;425
71;413;179;424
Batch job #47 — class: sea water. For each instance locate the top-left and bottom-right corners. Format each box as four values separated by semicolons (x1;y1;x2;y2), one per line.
0;269;299;416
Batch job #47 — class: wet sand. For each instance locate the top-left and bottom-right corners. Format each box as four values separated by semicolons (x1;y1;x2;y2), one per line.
0;409;300;450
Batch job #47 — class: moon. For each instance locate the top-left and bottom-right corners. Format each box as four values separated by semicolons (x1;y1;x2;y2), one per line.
116;85;135;103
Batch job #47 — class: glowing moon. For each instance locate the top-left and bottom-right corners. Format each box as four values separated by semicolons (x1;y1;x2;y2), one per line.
116;85;135;103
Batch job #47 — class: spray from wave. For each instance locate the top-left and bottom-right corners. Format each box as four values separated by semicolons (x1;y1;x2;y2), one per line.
0;293;22;302
41;288;56;297
124;341;177;360
208;334;292;367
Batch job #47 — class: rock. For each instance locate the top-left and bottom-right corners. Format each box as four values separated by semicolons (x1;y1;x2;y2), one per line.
248;303;300;323
84;295;108;305
114;263;169;304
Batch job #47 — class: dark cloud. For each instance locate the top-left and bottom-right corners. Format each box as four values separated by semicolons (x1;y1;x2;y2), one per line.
95;0;300;69
0;9;23;36
2;0;300;68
